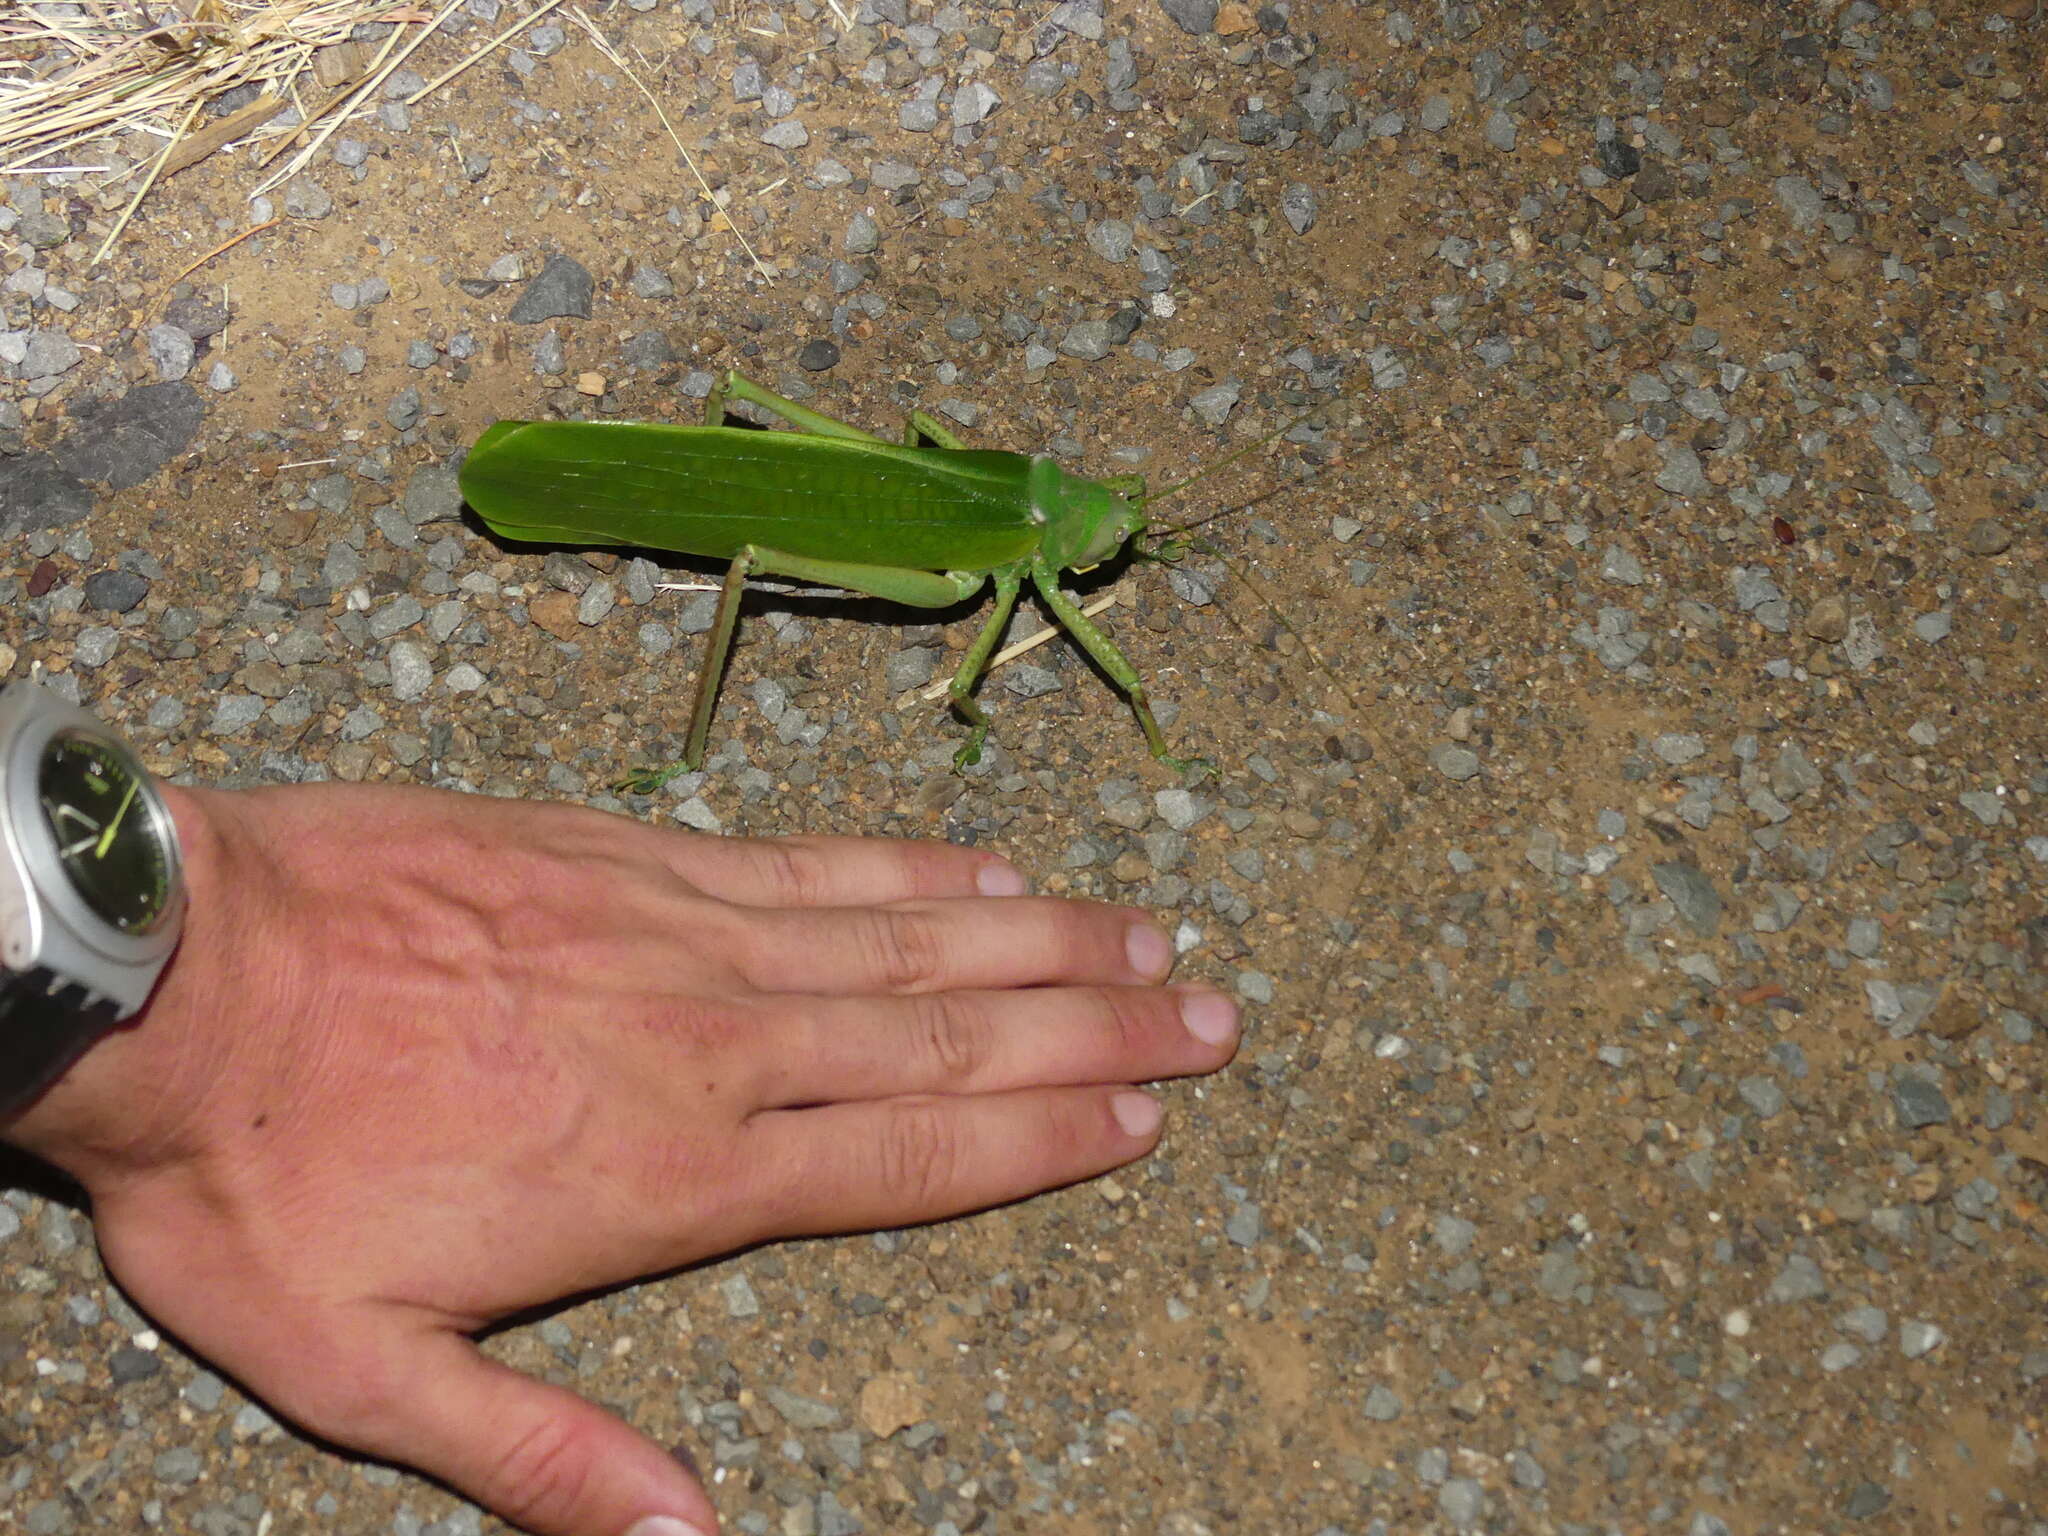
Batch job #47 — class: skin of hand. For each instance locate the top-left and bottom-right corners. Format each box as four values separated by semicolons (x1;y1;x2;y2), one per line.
3;781;1239;1536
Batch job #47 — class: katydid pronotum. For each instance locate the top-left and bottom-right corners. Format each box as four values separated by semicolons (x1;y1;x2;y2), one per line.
459;369;1336;791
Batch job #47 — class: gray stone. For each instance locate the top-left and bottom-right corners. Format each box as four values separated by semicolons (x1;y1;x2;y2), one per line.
146;324;196;381
1430;744;1480;780
952;81;1001;128
1959;790;2004;826
368;596;424;639
1899;1321;1944;1358
1963;518;2011;556
56;383;206;490
761;120;810;149
629;263;675;299
1601;546;1645;585
1224;1200;1261;1246
1058;321;1114;361
0;453;93;537
203;704;264;741
885;647;938;692
1438;1478;1484;1530
387;641;433;701
84;569;149;611
282;179;334;219
1281;184;1317;234
153;1447;203;1483
1891;1075;1949;1129
1362;1385;1401;1421
1653;860;1723;935
1766;1254;1827;1305
1737;1076;1786;1118
405;464;465;523
1087;219;1134;263
1655;441;1709;498
507;254;595;323
1772;175;1824;231
764;1386;841;1430
1158;0;1217;34
577;579;616;626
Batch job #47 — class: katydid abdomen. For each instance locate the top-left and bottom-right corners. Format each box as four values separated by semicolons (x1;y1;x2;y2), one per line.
463;420;1044;573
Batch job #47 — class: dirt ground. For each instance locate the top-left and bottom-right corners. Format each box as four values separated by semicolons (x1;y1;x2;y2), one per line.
3;0;2045;1532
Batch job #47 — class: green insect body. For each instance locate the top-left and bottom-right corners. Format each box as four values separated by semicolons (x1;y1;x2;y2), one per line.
459;371;1197;790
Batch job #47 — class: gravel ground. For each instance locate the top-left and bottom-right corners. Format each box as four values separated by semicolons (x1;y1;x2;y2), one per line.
4;0;2046;1532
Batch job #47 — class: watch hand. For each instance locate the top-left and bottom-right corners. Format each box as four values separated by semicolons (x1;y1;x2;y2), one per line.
94;778;140;860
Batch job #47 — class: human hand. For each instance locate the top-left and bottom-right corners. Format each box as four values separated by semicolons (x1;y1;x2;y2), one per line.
4;781;1238;1536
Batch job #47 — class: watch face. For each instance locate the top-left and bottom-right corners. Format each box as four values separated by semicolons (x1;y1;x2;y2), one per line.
36;729;177;934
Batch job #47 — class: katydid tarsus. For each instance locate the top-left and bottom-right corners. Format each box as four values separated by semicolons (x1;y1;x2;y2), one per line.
458;369;1343;792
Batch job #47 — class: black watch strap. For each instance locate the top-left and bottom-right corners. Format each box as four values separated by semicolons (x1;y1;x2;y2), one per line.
0;966;122;1122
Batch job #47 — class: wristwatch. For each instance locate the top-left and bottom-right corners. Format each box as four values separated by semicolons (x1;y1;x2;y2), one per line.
0;681;186;1119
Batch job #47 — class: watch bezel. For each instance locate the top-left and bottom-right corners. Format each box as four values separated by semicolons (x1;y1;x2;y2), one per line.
0;683;186;1014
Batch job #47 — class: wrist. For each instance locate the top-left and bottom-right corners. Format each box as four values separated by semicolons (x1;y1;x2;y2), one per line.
4;784;236;1184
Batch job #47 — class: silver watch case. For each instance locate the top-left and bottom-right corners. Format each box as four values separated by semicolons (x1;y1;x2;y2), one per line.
0;683;186;1017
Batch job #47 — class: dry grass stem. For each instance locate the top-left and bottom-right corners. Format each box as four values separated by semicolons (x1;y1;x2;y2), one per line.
92;93;201;263
0;0;490;225
568;6;775;284
398;0;564;105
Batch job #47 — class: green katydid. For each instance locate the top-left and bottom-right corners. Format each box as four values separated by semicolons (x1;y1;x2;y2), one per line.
458;369;1331;792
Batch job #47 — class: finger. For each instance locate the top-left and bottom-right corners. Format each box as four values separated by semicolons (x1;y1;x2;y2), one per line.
735;1086;1166;1241
730;897;1174;995
745;984;1238;1108
339;1327;719;1536
647;830;1029;909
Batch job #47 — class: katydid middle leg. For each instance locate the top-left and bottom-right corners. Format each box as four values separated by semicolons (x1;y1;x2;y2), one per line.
942;563;1026;770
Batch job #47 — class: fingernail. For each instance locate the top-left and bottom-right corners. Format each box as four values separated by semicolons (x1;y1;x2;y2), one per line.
1111;1090;1162;1138
627;1518;709;1536
1125;922;1172;980
1179;988;1239;1048
976;860;1029;897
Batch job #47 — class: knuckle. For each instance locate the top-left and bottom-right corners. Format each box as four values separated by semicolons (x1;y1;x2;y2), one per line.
746;838;831;907
909;992;993;1084
864;908;947;991
1092;988;1153;1054
486;1411;600;1532
877;1102;963;1208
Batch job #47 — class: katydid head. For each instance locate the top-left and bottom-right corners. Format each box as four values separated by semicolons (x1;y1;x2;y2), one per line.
1029;456;1148;573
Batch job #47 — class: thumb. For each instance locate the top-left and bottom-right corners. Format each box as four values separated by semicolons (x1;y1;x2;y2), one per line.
347;1328;717;1536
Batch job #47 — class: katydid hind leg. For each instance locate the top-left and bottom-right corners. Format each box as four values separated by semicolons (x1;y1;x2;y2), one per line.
709;370;886;442
945;565;1025;770
624;545;989;793
620;549;757;794
1029;561;1214;779
904;409;970;451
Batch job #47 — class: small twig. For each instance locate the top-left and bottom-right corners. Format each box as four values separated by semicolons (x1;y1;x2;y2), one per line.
92;92;199;264
917;594;1118;702
163;216;280;288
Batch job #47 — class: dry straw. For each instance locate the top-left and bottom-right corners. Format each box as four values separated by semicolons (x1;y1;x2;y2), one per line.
0;0;562;259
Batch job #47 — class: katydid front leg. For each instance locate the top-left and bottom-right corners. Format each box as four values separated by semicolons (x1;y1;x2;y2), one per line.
1029;556;1213;780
